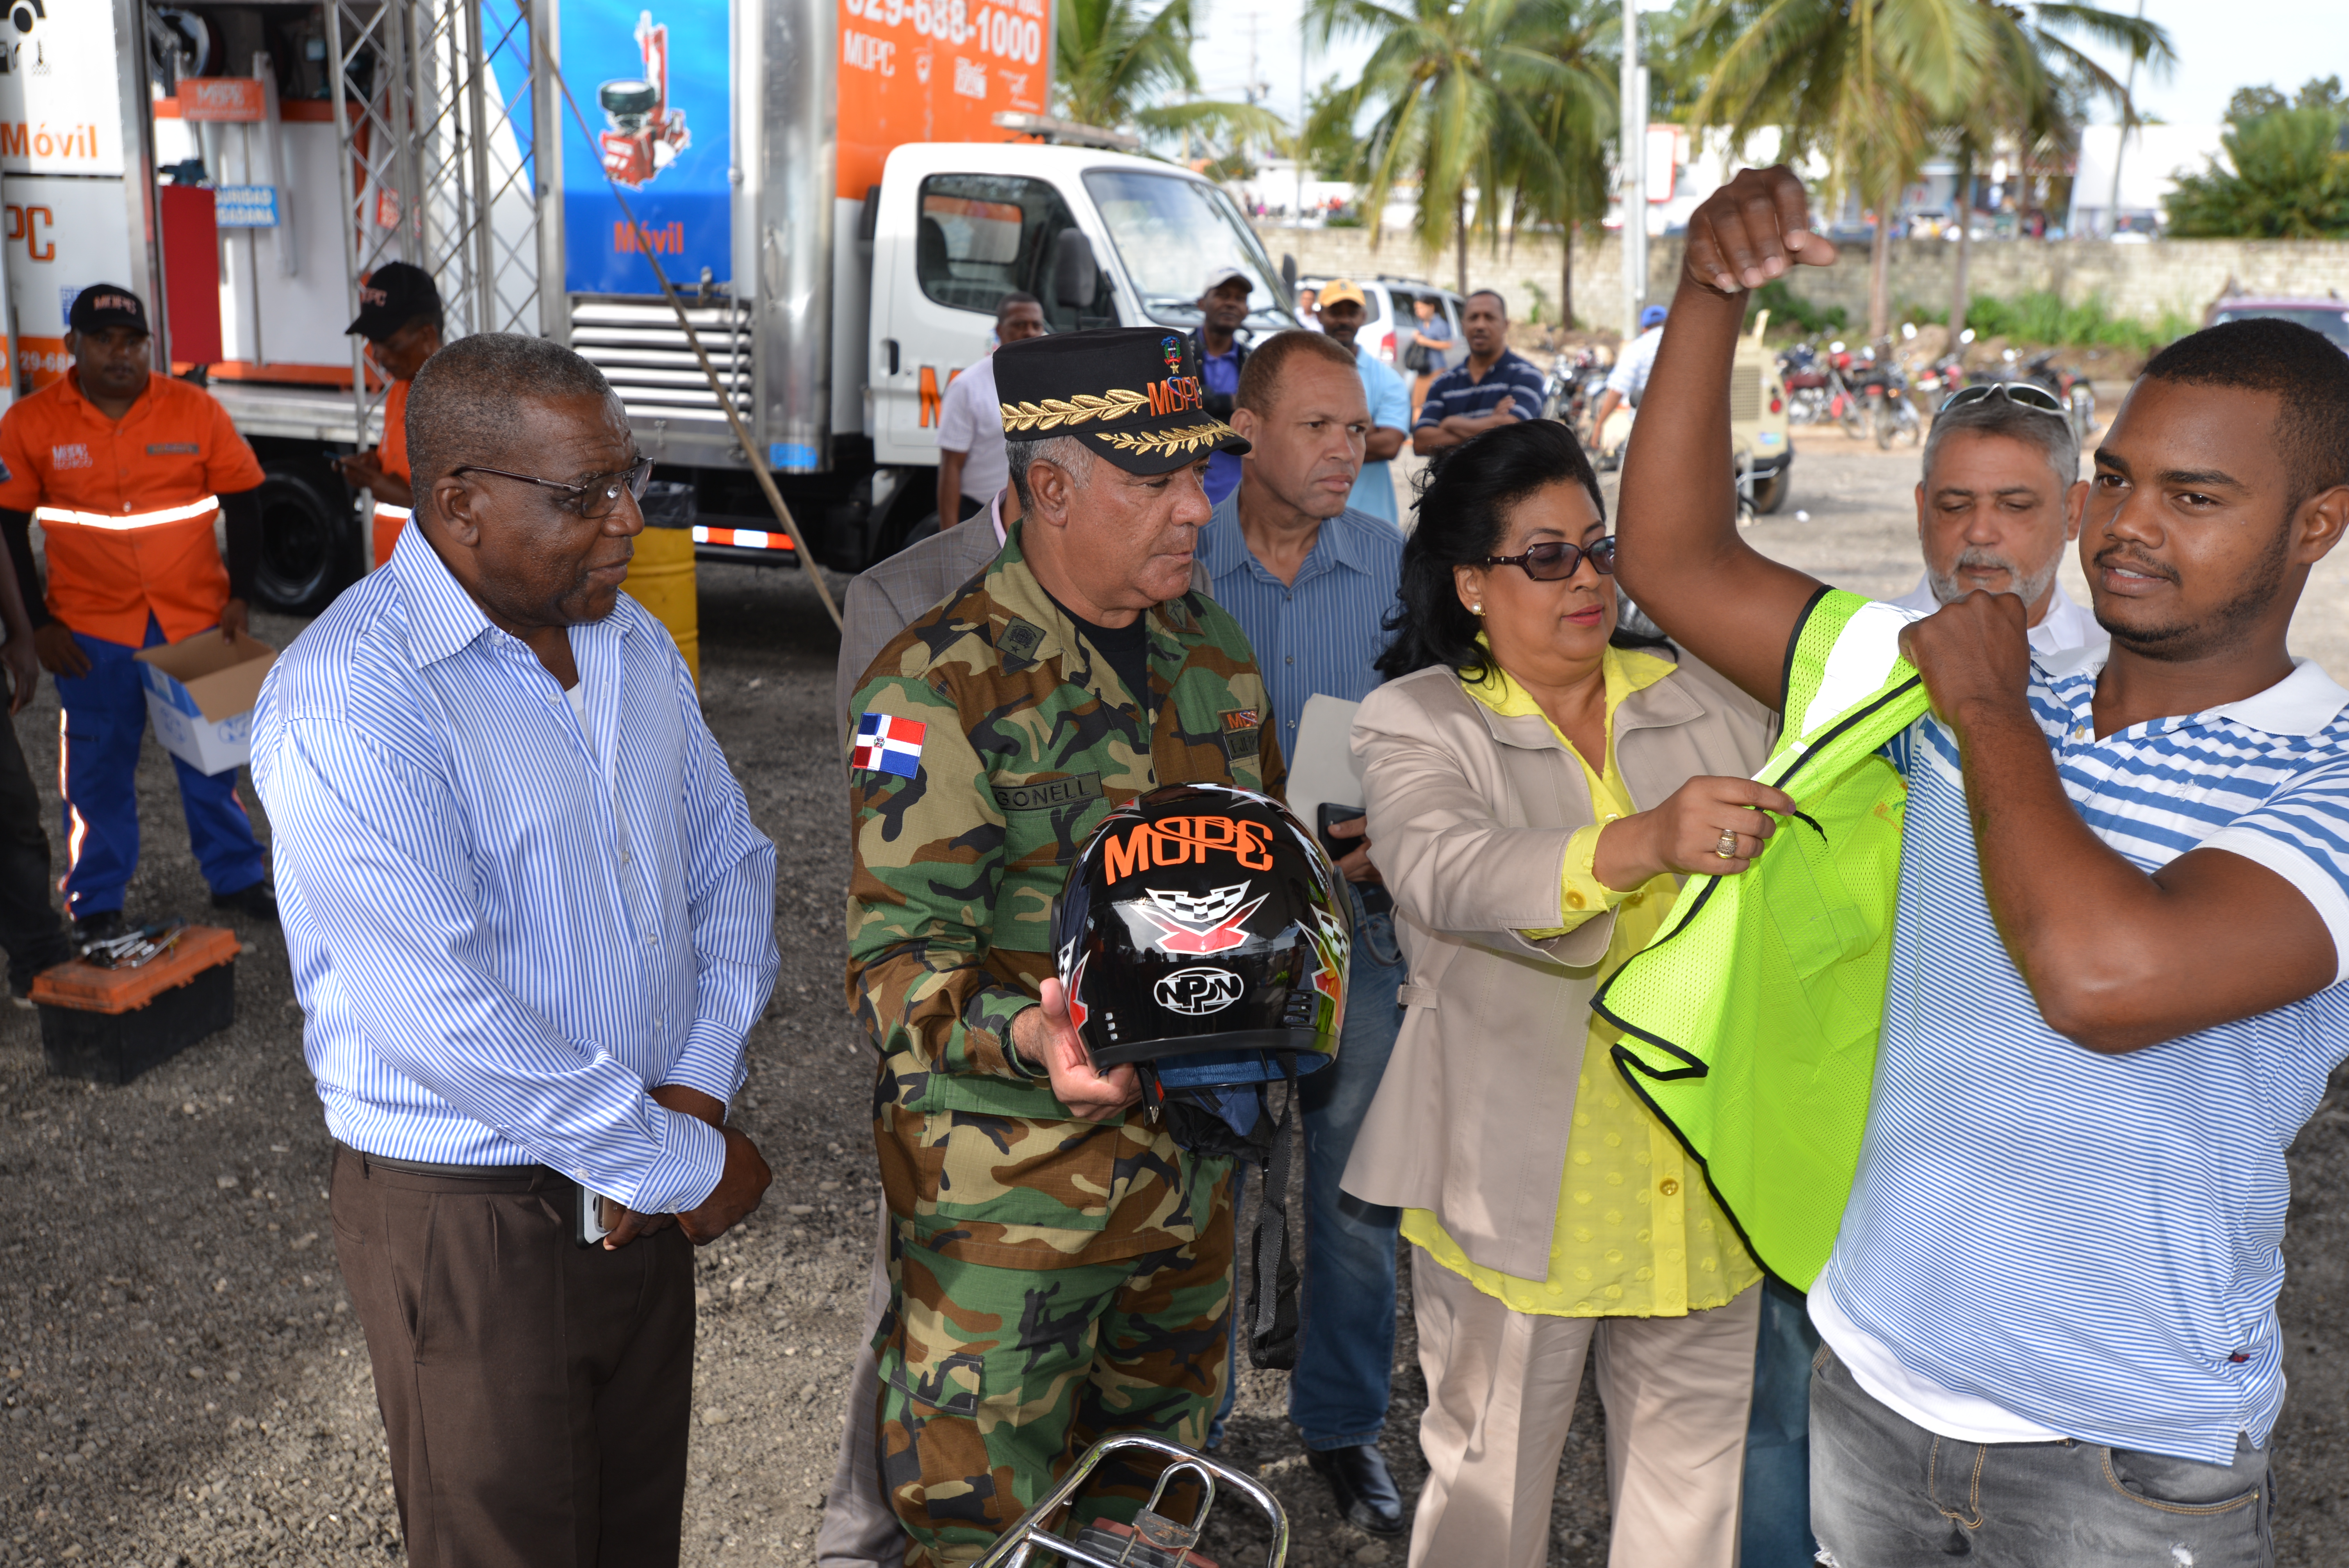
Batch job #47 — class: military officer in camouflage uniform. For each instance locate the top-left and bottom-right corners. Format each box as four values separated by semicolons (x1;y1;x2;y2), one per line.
846;328;1282;1564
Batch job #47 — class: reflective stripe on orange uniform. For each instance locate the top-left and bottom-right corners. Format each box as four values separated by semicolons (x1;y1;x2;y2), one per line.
0;371;266;645
371;377;412;569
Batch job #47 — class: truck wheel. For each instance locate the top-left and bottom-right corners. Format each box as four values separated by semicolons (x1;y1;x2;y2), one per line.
251;464;358;614
1752;472;1791;515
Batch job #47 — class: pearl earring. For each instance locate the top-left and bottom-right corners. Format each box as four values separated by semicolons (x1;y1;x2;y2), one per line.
1471;603;1484;615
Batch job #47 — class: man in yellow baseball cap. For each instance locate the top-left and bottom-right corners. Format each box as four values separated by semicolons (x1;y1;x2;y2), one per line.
1313;281;1411;525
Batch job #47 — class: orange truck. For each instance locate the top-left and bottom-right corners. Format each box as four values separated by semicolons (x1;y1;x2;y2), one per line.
0;0;1300;612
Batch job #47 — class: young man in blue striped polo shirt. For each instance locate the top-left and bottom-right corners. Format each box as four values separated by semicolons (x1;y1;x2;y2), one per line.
1619;165;2349;1568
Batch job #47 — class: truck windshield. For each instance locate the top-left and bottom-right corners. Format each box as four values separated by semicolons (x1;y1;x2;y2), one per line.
1083;170;1297;334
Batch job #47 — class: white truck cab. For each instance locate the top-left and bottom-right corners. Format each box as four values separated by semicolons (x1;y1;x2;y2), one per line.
865;142;1296;486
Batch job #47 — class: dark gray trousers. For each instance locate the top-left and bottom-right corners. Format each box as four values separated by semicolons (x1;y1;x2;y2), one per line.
1810;1341;2273;1568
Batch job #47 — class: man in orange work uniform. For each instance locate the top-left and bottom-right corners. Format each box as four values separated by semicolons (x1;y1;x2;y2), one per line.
0;284;274;942
332;262;445;568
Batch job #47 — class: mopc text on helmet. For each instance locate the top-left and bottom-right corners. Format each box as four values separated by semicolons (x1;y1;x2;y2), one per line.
1100;815;1277;882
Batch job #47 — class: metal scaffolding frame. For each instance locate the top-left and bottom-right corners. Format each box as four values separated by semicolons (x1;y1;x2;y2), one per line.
324;0;551;444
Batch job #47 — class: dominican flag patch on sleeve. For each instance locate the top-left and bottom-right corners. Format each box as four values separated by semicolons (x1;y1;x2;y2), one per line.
852;712;927;778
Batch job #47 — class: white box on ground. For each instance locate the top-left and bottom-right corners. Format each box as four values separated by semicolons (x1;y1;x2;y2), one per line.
135;629;278;776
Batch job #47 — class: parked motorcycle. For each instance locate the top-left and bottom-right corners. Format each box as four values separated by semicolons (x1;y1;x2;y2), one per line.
1856;349;1921;449
1541;346;1612;440
1970;347;2096;439
1777;340;1833;425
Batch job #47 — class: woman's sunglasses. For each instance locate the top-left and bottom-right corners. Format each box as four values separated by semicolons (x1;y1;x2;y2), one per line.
1937;383;2066;418
1482;536;1617;581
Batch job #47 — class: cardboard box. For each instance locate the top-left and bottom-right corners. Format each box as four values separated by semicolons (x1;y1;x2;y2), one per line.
135;629;277;776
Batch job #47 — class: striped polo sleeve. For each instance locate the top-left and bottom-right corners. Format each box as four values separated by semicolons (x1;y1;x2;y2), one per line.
2201;757;2349;982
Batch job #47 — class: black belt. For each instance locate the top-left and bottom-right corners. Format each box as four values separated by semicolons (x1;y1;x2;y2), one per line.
343;1144;560;1181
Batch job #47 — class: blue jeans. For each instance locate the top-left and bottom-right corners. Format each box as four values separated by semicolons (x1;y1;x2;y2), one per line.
1741;1275;1822;1567
1211;883;1407;1448
1810;1342;2275;1568
55;615;266;916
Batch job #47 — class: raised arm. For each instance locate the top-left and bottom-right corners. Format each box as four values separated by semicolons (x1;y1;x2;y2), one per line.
1614;166;1840;707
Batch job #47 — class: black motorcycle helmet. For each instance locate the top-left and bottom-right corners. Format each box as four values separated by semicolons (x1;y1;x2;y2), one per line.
1051;782;1349;1089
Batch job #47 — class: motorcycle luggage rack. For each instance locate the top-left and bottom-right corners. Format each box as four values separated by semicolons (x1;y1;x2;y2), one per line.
975;1433;1290;1568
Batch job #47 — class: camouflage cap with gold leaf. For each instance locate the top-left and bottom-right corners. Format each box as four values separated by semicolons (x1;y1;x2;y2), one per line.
993;327;1251;476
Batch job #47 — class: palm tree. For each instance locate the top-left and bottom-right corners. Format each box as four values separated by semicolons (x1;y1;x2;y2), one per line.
1683;0;2000;339
1944;4;2172;330
1682;0;2170;339
1494;0;1619;330
1305;0;1612;292
1054;0;1285;155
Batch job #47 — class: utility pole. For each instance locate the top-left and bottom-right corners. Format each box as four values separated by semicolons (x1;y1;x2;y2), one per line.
1619;0;1645;340
1297;11;1307;224
2104;0;2146;239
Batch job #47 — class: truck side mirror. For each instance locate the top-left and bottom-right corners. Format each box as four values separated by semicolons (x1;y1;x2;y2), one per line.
1052;230;1099;310
1281;252;1297;291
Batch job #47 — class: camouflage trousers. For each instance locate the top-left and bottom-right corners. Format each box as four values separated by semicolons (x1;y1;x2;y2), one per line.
874;1180;1235;1566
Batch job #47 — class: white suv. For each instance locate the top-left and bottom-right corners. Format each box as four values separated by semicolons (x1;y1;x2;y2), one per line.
1296;276;1469;376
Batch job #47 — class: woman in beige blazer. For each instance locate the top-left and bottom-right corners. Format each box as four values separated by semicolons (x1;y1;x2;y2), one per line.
1344;421;1788;1568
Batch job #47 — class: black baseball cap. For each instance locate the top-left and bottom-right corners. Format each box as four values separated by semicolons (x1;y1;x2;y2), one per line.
69;285;148;336
346;262;443;341
992;328;1249;476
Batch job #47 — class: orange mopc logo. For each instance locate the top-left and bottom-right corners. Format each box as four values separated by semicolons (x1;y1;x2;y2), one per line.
918;365;942;428
1144;375;1203;417
1102;815;1276;882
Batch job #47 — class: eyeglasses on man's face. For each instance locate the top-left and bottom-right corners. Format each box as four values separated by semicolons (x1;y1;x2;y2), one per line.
454;456;654;520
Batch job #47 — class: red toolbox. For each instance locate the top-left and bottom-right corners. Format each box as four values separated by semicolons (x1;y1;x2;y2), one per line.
29;925;241;1084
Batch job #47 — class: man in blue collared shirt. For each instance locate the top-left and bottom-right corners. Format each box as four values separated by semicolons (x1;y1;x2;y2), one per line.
253;334;779;1568
1204;327;1412;1537
1313;279;1412;526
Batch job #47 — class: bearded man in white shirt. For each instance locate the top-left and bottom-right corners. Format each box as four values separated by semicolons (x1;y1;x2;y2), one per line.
1886;383;2108;657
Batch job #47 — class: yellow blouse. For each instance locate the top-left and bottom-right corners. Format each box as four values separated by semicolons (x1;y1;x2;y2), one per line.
1398;645;1763;1318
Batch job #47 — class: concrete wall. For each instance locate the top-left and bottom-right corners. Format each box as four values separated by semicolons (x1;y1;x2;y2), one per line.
1255;223;2349;334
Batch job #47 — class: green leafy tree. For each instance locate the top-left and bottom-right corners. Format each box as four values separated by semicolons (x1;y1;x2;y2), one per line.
1053;0;1285;153
1682;0;2166;337
1296;75;1368;182
2165;109;2349;238
2226;77;2347;125
1494;0;1618;332
1305;0;1613;291
1943;4;2171;331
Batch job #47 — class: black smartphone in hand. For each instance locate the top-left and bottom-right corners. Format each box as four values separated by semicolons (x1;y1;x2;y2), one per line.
1316;804;1392;916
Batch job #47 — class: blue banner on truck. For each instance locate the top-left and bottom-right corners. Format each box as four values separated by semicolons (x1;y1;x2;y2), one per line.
560;0;733;294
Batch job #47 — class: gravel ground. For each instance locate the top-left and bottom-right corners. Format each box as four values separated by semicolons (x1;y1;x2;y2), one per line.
2;432;2347;1566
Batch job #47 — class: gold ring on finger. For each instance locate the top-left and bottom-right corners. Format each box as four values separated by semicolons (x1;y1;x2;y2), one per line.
1714;829;1739;859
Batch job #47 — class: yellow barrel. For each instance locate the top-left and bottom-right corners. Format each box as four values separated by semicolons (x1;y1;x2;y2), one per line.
624;522;700;687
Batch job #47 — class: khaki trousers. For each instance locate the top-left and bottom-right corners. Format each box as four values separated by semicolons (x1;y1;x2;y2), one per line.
1406;1251;1759;1568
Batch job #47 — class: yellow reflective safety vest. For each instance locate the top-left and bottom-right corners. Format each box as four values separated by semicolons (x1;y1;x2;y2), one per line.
1592;589;1928;1288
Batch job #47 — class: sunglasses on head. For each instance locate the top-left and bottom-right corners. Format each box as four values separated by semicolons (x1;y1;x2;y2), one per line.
1481;535;1616;581
1937;383;2066;419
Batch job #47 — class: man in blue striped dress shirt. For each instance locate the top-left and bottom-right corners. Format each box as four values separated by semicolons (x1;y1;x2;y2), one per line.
253;334;779;1568
1622;166;2349;1568
1203;328;1412;1534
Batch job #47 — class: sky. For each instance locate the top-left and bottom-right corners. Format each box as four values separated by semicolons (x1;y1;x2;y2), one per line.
1185;0;2348;137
